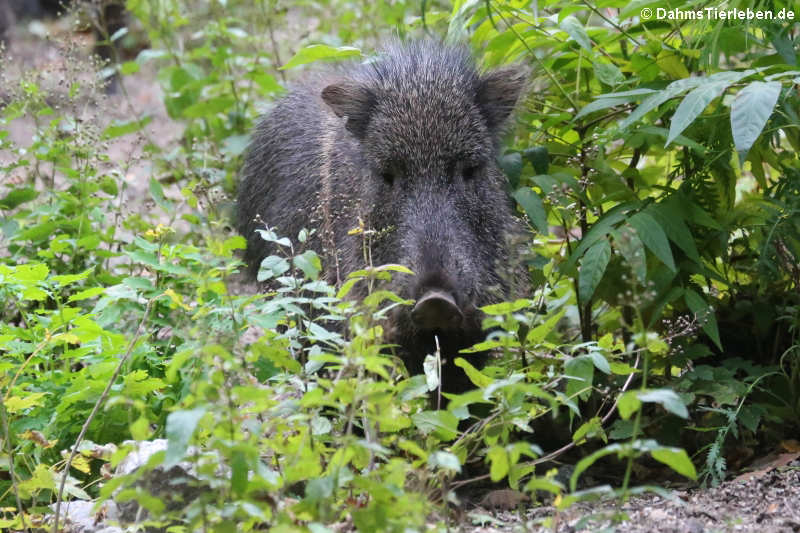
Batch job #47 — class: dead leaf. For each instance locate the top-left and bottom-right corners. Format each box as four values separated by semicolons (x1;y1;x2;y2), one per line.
734;451;800;482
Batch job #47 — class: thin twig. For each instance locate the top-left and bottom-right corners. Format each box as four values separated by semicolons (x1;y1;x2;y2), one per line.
52;299;154;533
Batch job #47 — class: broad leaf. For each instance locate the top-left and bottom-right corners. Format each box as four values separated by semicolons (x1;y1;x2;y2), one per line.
579;239;611;302
280;45;361;70
628;212;676;272
731;81;782;160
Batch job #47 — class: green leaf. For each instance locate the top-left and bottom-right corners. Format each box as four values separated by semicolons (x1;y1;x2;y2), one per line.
0;188;37;209
560;16;592;53
684;289;722;350
481;299;530;315
656;51;689;79
11;262;49;282
280;45;362;70
524;146;549;174
567;203;634;268
231;451;248;496
620;71;753;130
182;96;236;118
617;390;640;420
68;287;106;302
648;204;700;263
651;447;697;479
149;178;174;212
454;357;493;388
412;410;458;441
628;212;676;272
427;451;461;473
120;61;139;75
565;356;594;402
165;408;206;468
51;268;92;288
666;80;734;147
103;116;152;139
293;250;321;280
575;96;636;119
579;239;611;302
487;446;509;481
612;226;647;282
593;62;624;86
572;417;604;443
257;256;290;282
5;392;48;414
526;308;566;345
513;187;548;234
638;388;689;419
731;81;782;160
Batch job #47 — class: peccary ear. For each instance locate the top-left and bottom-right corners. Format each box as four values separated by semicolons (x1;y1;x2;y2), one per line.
321;81;375;139
476;65;529;132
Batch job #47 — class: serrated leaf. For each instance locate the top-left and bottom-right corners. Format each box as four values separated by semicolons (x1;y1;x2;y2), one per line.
628;212;676;272
578;239;611;302
5;392;48;414
51;268;92;287
11;262;49;282
67;287;106;302
280;45;362;70
257;256;290;282
293;250;321;280
731;81;782;160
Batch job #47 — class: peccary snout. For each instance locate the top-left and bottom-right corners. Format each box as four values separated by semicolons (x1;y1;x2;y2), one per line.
412;291;464;331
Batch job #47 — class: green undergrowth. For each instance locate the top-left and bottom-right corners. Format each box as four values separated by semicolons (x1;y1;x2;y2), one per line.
1;0;799;531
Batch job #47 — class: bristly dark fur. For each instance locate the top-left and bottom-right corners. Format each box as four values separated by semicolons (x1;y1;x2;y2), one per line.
237;39;529;393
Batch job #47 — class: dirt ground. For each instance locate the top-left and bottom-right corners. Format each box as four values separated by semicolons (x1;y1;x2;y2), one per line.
469;462;800;532
3;14;800;533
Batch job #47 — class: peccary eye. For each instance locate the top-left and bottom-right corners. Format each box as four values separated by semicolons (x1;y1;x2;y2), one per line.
380;163;400;184
463;163;481;181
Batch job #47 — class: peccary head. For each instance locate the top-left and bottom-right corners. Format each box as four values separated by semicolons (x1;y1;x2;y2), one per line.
319;41;529;392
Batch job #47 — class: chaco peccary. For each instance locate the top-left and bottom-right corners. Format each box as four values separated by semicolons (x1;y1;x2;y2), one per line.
237;40;529;393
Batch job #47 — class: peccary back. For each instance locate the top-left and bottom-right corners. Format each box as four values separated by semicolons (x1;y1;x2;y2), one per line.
238;40;528;393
